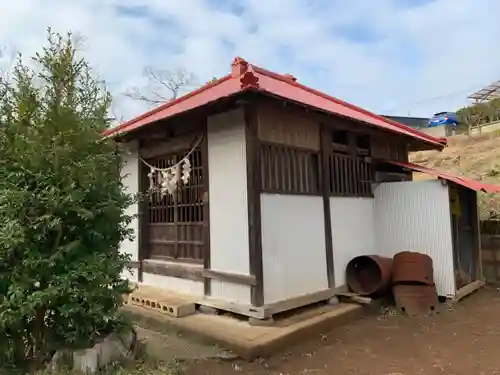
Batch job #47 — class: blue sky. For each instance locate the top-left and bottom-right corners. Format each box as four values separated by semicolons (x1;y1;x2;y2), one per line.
1;0;500;121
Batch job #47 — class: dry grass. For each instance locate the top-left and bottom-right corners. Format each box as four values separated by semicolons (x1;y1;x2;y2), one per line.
410;131;500;218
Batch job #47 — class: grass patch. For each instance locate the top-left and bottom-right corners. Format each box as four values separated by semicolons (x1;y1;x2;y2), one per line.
32;357;187;375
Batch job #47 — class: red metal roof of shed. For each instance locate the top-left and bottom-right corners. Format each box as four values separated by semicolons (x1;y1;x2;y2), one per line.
388;160;500;193
104;57;446;149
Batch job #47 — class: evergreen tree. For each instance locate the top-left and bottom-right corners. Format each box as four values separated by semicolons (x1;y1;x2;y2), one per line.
0;29;133;367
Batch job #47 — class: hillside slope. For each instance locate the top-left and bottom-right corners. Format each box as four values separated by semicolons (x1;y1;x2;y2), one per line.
410;132;500;219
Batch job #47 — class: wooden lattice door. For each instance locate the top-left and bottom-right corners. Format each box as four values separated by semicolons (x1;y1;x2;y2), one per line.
144;147;205;263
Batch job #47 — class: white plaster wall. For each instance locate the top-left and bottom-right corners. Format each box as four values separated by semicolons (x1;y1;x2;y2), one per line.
330;197;377;288
120;141;139;282
121;267;138;282
207;109;251;304
142;273;205;296
261;194;328;304
373;180;455;297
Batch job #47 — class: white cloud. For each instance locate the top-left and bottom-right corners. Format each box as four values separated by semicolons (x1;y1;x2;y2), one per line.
1;0;499;121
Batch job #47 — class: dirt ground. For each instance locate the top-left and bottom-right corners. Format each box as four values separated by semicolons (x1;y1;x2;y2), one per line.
183;286;500;375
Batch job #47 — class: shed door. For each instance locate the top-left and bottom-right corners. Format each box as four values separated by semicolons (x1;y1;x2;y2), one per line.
373;180;456;297
450;186;478;288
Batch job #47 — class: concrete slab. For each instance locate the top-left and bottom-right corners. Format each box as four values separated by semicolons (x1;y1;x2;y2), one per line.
123;302;366;360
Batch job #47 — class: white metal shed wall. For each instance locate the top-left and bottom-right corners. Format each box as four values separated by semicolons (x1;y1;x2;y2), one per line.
373;180;456;297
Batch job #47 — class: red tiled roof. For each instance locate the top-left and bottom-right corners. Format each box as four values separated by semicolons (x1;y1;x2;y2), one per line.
388;160;500;193
104;57;446;149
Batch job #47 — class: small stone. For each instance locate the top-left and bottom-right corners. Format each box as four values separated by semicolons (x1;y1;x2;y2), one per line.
248;317;275;327
73;348;99;374
327;296;340;305
198;305;220;315
51;328;137;374
50;349;74;372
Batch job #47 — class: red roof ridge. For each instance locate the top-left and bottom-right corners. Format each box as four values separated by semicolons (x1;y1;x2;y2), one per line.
249;64;444;147
103;56;446;148
103;74;232;136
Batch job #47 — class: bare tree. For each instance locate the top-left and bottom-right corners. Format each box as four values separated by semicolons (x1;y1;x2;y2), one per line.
125;66;198;105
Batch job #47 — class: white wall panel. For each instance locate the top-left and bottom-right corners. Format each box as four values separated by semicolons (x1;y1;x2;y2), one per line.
120;141;139;282
261;194;328;304
330;197;377;288
142;272;204;296
207;109;251;304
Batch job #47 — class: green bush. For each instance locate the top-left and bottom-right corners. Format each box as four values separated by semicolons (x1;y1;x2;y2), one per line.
0;30;134;368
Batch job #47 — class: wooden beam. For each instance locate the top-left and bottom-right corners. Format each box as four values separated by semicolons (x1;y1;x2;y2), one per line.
245;99;264;307
137;139;148;283
472;190;483;280
320;124;335;288
202;269;257;286
139;259;257;287
142;260;204;282
452;280;485;303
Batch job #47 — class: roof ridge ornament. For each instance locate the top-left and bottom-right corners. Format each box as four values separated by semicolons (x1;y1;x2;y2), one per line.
231;56;248;77
283;73;297;82
240;65;259;89
231;56;259;89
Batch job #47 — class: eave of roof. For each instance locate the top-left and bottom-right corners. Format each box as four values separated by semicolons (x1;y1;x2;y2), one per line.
388;160;500;193
104;57;447;149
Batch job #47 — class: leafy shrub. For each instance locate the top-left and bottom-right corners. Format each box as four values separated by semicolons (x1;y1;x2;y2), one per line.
0;30;134;368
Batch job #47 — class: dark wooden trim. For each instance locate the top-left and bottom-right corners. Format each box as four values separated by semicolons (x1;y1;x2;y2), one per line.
449;184;459;290
470;190;483;280
127;261;140;269
320;124;335;288
202;269;257;286
259;142;321;196
137;139;148;283
140;259;256;287
201;116;212;296
149;255;203;265
142;259;204;282
245;99;264;307
256;93;439;152
260;189;320;196
259;140;319;153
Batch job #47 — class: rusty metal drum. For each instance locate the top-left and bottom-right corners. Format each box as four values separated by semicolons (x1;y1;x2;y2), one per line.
346;255;393;297
393;283;439;316
392;251;434;286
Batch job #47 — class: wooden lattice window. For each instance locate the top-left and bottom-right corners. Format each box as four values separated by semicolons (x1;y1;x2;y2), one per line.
328;153;373;197
144;148;205;263
260;143;320;195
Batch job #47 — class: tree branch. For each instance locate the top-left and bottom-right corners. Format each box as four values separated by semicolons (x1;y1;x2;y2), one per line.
124;66;198;106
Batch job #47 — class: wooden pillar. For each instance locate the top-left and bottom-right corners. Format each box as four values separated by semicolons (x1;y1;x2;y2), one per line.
320;124;335;288
471;190;483;280
202;117;212;296
137;139;148;283
244;100;264;307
